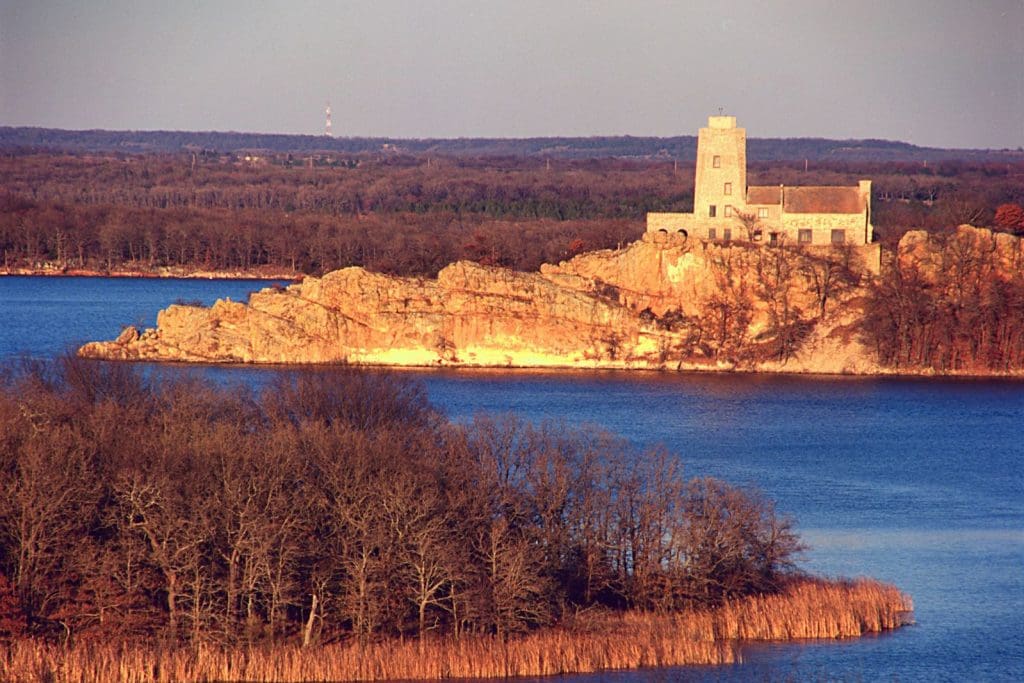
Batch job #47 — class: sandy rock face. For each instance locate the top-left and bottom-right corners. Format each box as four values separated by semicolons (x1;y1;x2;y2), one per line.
897;225;1024;282
540;235;708;316
78;257;670;368
85;231;1003;374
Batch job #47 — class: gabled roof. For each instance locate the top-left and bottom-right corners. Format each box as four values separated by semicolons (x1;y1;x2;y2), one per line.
784;186;864;214
746;186;781;205
745;185;865;213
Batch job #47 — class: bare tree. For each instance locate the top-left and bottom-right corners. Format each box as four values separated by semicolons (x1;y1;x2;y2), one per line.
753;245;807;361
735;212;762;241
799;244;858;319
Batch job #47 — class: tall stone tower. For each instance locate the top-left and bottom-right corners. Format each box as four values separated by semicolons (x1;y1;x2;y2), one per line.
693;115;746;221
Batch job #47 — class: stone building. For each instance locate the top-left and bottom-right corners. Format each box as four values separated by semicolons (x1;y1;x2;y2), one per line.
647;116;874;246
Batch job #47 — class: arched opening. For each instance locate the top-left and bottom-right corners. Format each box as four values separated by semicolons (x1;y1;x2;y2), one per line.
677;229;688;238
658;228;668;234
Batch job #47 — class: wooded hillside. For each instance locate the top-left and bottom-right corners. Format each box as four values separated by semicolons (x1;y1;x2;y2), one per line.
2;152;1021;276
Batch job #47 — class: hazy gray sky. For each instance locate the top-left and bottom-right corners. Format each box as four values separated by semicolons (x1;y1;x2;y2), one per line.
1;0;1022;148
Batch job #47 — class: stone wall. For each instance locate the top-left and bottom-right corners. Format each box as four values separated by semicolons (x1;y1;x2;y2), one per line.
646;212;697;235
780;213;872;246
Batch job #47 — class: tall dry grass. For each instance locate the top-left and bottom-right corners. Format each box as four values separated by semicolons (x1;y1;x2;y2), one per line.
1;578;911;683
712;576;912;640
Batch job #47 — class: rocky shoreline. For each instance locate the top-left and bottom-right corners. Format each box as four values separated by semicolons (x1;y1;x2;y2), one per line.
1;264;299;280
78;226;1024;377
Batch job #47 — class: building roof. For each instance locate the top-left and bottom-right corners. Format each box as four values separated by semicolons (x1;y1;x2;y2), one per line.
746;186;781;205
746;185;865;214
783;186;864;214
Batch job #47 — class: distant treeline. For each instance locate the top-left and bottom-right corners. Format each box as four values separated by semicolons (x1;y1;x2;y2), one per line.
2;153;1022;276
0;360;803;645
4;126;1023;160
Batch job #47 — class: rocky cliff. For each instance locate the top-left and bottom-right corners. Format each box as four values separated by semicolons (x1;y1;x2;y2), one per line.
79;226;1023;375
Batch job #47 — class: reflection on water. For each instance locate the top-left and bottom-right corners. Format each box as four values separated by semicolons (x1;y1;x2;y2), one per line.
803;527;1024;551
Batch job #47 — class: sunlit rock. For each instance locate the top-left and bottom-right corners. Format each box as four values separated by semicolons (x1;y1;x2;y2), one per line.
79;228;1022;375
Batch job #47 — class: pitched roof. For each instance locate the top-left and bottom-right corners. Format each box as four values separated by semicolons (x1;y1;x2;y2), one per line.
747;186;781;205
784;186;864;214
745;185;866;213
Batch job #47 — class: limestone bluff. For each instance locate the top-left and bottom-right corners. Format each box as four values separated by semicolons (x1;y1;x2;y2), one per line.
78;225;1024;375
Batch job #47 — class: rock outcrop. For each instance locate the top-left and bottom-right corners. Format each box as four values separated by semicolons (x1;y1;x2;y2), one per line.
80;256;690;369
897;224;1024;281
79;227;1022;375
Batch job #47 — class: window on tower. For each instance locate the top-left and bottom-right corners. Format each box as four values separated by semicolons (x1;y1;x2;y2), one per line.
724;182;732;195
713;155;721;168
709;205;717;218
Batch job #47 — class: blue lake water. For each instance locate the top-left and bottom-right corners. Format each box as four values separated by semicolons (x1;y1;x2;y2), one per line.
1;275;1022;681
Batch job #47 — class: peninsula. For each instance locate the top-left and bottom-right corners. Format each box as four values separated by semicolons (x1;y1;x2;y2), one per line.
78;116;1024;375
78;223;1023;376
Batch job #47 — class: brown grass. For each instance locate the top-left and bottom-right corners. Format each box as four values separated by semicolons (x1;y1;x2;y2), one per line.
0;578;911;683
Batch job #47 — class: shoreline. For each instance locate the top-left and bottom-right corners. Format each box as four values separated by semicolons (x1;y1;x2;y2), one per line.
78;346;1024;381
0;578;912;683
73;226;1024;379
0;265;301;281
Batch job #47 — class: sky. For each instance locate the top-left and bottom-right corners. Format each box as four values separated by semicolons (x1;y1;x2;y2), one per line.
1;0;1022;149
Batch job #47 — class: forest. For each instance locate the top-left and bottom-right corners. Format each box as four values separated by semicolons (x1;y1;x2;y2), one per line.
0;359;911;681
0;358;804;644
0;360;802;643
0;360;913;679
862;231;1024;373
1;151;1022;278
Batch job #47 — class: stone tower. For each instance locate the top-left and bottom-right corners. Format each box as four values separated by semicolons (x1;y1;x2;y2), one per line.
693;115;746;221
647;115;874;261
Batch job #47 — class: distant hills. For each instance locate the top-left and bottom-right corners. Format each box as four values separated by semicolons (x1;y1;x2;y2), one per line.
1;126;1021;162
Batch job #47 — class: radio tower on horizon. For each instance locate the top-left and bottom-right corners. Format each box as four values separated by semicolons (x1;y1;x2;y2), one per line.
325;101;333;137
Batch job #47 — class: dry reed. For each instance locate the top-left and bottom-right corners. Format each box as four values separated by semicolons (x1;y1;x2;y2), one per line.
0;578;912;683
